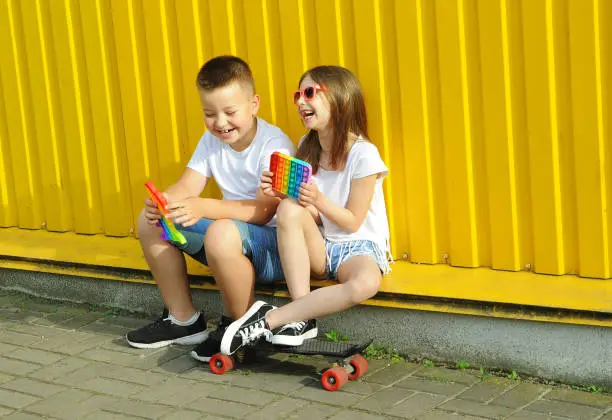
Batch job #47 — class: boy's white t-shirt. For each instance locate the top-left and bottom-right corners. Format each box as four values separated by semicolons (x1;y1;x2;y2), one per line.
311;139;391;256
187;118;295;227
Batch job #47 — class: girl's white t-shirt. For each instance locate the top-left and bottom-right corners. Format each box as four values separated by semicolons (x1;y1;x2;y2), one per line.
187;118;295;227
311;140;391;256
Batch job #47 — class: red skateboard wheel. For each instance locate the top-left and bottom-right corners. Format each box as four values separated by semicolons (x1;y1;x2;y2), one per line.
321;367;349;391
209;353;234;375
348;354;369;380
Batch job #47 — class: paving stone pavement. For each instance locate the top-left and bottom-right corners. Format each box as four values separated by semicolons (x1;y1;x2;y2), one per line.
0;294;610;419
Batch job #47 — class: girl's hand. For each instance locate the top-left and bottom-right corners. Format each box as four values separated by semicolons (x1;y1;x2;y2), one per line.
166;197;202;227
144;195;166;226
298;181;322;208
260;171;283;198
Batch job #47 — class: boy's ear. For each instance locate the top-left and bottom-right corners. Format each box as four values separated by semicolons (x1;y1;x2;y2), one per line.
251;94;261;116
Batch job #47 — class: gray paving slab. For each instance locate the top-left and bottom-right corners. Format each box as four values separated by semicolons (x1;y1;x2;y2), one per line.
0;294;610;420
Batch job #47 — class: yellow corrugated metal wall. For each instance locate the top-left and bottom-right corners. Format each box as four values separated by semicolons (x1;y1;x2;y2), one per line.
0;0;610;279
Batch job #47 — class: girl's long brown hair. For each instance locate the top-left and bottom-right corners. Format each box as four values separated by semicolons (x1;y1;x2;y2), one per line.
296;66;368;174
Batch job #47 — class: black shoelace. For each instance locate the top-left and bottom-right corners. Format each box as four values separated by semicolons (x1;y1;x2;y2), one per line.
144;316;171;331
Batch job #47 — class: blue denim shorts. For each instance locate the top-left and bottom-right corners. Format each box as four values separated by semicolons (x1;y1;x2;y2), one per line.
172;218;284;284
325;239;391;280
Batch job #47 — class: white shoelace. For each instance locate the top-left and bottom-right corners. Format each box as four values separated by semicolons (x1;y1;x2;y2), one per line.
280;321;306;333
239;324;273;345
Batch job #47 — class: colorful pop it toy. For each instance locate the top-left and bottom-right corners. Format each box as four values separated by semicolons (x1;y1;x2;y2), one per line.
270;151;312;199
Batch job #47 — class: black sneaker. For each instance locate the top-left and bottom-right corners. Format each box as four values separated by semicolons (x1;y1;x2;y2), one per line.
220;301;275;355
126;309;209;349
190;315;233;362
270;319;318;346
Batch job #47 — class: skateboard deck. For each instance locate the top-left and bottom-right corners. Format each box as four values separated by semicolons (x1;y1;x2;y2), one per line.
209;338;373;391
266;337;372;357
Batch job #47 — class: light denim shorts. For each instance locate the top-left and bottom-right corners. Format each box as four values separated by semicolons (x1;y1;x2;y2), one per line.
172;218;284;284
325;239;390;280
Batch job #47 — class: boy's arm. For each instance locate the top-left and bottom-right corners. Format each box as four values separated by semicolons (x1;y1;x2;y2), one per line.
164;168;209;201
196;189;280;225
168;134;292;225
167;188;281;226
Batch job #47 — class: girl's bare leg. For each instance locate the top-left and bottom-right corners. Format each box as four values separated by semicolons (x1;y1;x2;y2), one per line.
276;199;327;299
266;255;382;328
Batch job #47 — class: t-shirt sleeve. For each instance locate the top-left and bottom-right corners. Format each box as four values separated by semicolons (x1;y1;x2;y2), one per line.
259;135;296;178
187;133;213;178
352;142;389;180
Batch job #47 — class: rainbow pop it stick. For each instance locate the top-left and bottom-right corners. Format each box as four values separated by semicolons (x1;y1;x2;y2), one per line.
144;181;187;245
270;151;312;200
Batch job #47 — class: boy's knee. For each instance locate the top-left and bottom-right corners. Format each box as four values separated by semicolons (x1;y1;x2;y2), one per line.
277;199;306;226
137;209;157;240
204;219;242;259
137;208;147;228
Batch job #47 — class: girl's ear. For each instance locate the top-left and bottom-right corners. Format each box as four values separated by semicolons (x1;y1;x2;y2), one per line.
251;94;261;117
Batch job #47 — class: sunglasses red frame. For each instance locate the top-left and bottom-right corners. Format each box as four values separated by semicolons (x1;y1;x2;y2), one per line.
292;84;327;104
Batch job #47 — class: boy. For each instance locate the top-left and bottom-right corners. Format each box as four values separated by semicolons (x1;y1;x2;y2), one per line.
126;56;295;362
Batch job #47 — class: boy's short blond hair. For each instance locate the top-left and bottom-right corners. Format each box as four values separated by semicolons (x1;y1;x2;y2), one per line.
196;56;255;94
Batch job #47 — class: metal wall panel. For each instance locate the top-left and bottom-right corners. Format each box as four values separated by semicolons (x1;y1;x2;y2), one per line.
1;0;610;278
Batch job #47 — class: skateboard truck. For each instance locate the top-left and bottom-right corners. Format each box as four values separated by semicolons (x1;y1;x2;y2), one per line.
320;354;369;391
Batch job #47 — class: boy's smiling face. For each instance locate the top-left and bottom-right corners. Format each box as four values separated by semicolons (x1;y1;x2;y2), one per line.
199;81;260;151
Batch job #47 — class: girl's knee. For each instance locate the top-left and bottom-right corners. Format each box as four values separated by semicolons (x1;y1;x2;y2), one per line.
363;275;382;299
277;199;307;226
347;274;381;304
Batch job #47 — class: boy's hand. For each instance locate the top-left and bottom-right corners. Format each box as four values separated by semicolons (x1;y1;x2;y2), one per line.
260;171;283;198
144;195;167;226
298;181;322;208
166;197;202;227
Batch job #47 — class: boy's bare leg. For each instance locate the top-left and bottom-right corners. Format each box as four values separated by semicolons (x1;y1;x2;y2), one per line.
204;219;256;319
138;210;197;321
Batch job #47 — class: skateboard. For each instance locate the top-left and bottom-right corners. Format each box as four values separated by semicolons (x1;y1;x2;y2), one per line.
209;338;373;391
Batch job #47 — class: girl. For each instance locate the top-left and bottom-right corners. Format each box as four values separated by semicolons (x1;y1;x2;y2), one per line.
220;65;391;354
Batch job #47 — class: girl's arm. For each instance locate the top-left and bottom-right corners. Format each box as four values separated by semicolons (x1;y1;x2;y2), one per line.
300;174;378;233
